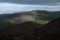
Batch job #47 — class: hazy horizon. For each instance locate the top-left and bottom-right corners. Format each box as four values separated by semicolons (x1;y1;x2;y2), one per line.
0;2;60;14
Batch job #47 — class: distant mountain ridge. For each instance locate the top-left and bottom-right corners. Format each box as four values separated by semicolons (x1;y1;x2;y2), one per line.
0;10;60;24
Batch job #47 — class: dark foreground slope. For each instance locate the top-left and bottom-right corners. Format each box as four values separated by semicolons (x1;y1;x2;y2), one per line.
0;17;60;40
39;17;60;40
0;21;42;40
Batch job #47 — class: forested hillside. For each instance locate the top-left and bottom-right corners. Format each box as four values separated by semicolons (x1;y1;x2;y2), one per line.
0;10;60;28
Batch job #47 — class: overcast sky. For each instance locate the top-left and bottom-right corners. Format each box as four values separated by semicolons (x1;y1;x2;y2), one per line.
0;0;60;5
0;0;60;14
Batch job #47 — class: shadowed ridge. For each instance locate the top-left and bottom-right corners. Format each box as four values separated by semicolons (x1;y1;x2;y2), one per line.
40;17;60;31
48;17;60;24
39;17;60;40
16;21;42;28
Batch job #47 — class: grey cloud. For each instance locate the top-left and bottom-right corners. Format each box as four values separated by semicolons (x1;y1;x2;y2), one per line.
0;0;60;5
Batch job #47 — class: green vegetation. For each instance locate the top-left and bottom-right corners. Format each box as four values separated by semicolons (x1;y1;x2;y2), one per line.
0;20;15;28
32;19;49;24
0;10;60;28
31;10;60;21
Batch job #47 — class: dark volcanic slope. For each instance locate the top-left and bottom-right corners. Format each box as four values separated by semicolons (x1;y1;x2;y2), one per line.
39;17;60;40
0;21;41;40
